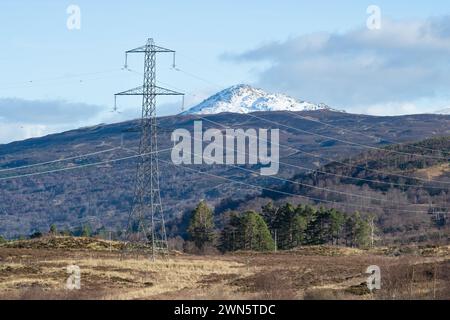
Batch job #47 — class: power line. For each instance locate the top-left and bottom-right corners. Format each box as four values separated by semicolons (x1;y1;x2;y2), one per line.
131;118;449;192
4;100;435;195
0;69;122;91
0;143;440;215
283;110;450;156
196;115;450;187
0;58;445;210
177;130;436;208
58;216;101;232
0;147;172;181
170;66;449;160
182;121;441;189
111;133;443;216
150;62;450;185
123;67;192;111
0;146;120;173
158;158;438;215
171;51;257;92
172;66;224;89
126;66;208;102
245;112;449;161
0;143;443;218
73;64;449;166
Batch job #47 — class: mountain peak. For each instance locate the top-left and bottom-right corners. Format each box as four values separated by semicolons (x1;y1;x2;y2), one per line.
182;84;338;115
227;83;256;91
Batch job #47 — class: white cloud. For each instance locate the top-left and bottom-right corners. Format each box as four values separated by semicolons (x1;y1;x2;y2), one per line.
0;122;65;144
365;102;420;116
0;89;215;143
0;98;107;143
0;98;104;124
225;16;450;113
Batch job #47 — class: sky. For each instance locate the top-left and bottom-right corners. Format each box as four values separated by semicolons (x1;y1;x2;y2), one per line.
1;0;450;143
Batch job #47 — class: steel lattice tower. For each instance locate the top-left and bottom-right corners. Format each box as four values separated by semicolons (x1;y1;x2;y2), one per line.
115;38;183;259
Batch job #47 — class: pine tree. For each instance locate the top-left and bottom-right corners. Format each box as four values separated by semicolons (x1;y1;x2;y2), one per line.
49;224;58;235
292;213;308;246
354;212;371;248
329;209;345;245
219;212;241;252
306;207;326;245
238;211;275;252
344;214;357;247
302;205;318;244
261;202;278;231
187;201;216;250
273;203;298;249
344;212;370;248
81;224;92;237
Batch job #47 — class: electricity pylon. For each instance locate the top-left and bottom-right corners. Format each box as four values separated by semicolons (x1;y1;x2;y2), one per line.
115;38;183;260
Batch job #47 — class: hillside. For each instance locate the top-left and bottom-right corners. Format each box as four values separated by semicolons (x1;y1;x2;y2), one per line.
0;111;449;239
228;137;450;243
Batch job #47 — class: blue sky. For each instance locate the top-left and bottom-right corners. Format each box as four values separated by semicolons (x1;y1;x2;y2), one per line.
1;0;450;142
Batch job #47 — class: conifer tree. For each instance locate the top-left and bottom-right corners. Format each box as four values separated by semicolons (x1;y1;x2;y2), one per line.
344;212;370;248
219;212;241;252
344;213;357;247
329;209;345;245
292;213;308;246
353;212;371;248
81;224;92;237
238;211;275;252
49;224;58;235
187;201;216;250
261;202;278;231
273;203;297;249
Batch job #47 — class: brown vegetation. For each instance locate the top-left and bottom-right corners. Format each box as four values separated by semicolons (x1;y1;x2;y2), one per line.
0;237;448;300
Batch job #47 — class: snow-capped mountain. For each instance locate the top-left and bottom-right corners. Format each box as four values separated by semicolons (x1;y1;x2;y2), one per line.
182;84;338;115
434;108;450;115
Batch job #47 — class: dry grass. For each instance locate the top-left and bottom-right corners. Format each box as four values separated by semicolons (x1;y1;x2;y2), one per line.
376;258;450;300
0;248;247;300
415;163;449;180
290;245;365;256
0;236;124;251
0;238;449;300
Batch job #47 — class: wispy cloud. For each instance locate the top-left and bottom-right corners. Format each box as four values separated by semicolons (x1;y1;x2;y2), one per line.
0;98;106;143
0;98;103;124
224;16;450;114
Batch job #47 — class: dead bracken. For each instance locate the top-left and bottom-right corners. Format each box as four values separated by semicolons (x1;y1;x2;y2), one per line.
0;237;448;300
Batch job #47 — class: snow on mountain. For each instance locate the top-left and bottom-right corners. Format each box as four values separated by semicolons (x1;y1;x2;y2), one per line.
182;84;339;115
434;108;450;115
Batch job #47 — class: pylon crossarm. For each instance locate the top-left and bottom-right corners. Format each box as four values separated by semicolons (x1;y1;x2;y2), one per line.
115;86;184;96
124;37;176;69
126;44;175;54
124;44;175;69
115;86;144;96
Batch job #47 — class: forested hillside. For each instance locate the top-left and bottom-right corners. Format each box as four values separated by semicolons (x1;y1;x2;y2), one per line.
219;137;449;244
0;112;448;241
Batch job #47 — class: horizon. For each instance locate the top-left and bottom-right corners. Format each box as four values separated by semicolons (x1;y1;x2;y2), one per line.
1;103;448;146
